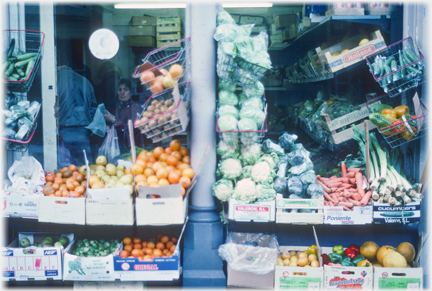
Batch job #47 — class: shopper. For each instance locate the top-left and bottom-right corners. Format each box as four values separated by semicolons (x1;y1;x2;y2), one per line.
94;60;122;114
57;52;97;166
103;78;144;153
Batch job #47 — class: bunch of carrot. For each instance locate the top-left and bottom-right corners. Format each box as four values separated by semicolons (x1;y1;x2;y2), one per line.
317;162;372;211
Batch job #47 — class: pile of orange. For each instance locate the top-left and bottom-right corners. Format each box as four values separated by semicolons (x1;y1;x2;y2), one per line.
140;63;184;94
43;165;86;198
133;139;194;197
119;233;178;261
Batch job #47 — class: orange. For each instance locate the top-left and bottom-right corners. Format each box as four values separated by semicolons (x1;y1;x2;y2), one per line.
146;162;154;169
182;168;195;179
182;156;190;164
156;168;169;180
168;171;180;184
72;181;81;188
166;241;174;249
175;170;182;176
48;171;55;176
60;167;69;173
132;164;144;175
133;237;142;244
162;249;170;255
152;162;164;172
181;186;186;197
120;250;129;258
179;146;188;157
66;182;75;191
52;183;60;191
69;164;77;172
45;182;53;187
146;154;156;163
135;159;147;168
158;179;170;186
55;177;64;185
137;151;148;161
165;147;173;155
156;233;164;241
124;168;133;175
161;235;169;243
150;76;164;94
147;175;159;185
135;181;148;192
142;241;147;249
160;161;168;167
124;244;133;252
170;245;176;253
92;181;105;189
61;190;69;197
179;176;191;188
166;166;176;173
133;243;142;250
55;172;62;178
89;176;100;188
169;64;184;80
76;173;84;183
46;175;54;182
75;186;85;196
69;191;80;198
123;237;132;245
166;252;173;257
153;147;165;159
170;140;181;151
153;249;163;257
59;184;67;191
140;70;155;85
43;186;55;196
145;248;153;255
81;181;87;189
159;153;169;162
171;151;182;161
171;236;178;243
177;163;190;172
131;249;142;257
134;174;147;183
150;183;160;188
147;241;155;249
156;242;165;250
55;191;62;197
143;255;154;261
166;155;178;167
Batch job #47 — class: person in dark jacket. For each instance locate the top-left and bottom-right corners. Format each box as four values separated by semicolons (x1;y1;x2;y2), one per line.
103;78;144;153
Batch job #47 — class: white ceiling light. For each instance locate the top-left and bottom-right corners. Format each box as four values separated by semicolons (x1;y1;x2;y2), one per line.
89;29;119;60
114;3;186;9
223;2;273;8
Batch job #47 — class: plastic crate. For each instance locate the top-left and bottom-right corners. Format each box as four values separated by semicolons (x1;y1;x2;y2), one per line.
366;93;428;148
4;30;45;92
365;37;425;97
132;37;190;95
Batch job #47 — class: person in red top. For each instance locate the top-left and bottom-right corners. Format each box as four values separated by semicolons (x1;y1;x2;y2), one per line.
103;78;144;153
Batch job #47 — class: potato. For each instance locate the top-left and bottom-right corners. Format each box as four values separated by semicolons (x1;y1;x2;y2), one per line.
281;251;291;260
283;258;291;266
140;116;149;123
297;257;309;267
288;261;298;267
143;124;149;131
171;112;179;120
298;252;307;259
170;119;179;127
147;105;155;111
164;124;171;130
148;120;157;129
154;109;161;115
174;126;182;133
155;102;162;109
168;104;176;111
165;100;174;107
308;254;317;262
161;132;168;139
152;129;161;135
145;111;154;118
311;260;320;267
290;251;297;257
160;105;168;113
290;256;298;263
158;116;167;125
151;100;158;106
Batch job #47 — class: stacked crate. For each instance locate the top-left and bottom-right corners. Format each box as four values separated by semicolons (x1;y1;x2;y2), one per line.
128;16;157;47
156;16;182;48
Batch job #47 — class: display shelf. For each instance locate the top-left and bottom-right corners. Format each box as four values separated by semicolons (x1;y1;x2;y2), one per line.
265;86;287;91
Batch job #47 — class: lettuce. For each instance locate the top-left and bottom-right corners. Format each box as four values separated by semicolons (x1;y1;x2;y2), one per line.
239;107;265;128
218;105;239;119
218;115;238;131
219;90;239;107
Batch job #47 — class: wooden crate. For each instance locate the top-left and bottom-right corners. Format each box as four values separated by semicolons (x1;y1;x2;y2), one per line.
156;16;181;26
275;194;324;224
156;32;182;48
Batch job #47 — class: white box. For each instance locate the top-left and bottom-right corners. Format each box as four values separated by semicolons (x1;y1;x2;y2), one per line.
74;281;145;289
373;201;421;224
2;194;39;219
228;198;276;222
136;183;187;226
38;195;86;225
276;194;324;224
323;205;372;225
374;267;423;289
323;262;373;289
2;232;74;281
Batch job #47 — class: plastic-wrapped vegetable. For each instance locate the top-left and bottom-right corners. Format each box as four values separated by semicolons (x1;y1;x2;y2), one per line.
241;165;253;179
289;159;314;175
242;81;264;98
219;90;239;107
217;158;243;180
307;183;324;198
212;179;234;202
3;127;16;139
222;133;239;145
238;118;259;145
238;118;258;131
239;107;265;128
216;140;240;160
239;143;262;165
218;105;239;119
218;79;237;92
256;183;277;202
238;93;248;107
273;177;287;194
288;194;304;199
241;97;264;111
279;132;298;151
17;100;30;110
257;153;278;169
262;139;285;156
276;156;289;178
216;10;236;26
287;150;307;166
5;93;18;108
18;117;32;128
218;115;238;131
3;109;12;119
287;176;303;196
300;170;317;185
15;123;30;141
27;101;40;120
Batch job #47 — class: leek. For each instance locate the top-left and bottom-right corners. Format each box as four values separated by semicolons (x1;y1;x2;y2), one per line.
370;132;387;182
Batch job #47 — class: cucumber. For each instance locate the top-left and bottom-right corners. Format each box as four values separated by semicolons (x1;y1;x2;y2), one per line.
5;63;15;76
384;56;395;67
24;59;35;79
10;73;20;79
16;67;25;77
380;211;415;217
369;104;392;113
7;38;15;58
404;48;423;66
369;113;393;128
2;61;10;72
16;52;38;61
15;57;34;68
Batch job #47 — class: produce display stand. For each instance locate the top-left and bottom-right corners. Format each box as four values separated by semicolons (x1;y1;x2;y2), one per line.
275;194;324;225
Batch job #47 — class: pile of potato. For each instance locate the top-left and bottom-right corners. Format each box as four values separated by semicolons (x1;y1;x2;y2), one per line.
277;250;320;268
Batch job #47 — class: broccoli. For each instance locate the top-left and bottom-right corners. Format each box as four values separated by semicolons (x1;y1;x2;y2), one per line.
68;259;85;275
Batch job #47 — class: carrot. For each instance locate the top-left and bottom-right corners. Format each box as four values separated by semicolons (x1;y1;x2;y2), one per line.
343;189;351;198
325;182;342;188
351;192;361;201
348;178;357;185
330;178;349;184
330;193;339;200
337;184;352;191
355;172;365;198
346;188;357;193
341;162;347;178
338;196;345;201
360;191;373;206
329;176;338;180
346;172;356;178
347;168;362;173
327;201;335;207
324;193;337;203
317;180;331;193
348;198;362;206
338;201;354;208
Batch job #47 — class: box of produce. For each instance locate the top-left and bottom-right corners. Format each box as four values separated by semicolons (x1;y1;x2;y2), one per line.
2;193;38;219
2;232;74;281
4;30;44;92
38;164;87;225
156;16;181;36
274;14;298;30
128;25;155;36
282;24;298;42
322;245;373;289
373;201;420;224
366;3;391;15
113;225;185;281
325;7;365;16
73;281;145;289
365;36;424;97
130;16;157;26
63;238;121;281
316;30;386;73
275;227;323;289
156;16;181;27
227;198;276;222
220;232;278;289
276;194;324;224
134;82;190;143
239;15;265;25
127;36;155;47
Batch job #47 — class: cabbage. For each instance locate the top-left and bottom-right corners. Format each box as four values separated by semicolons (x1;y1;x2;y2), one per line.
239;143;262;165
216;10;236;26
257;153;279;169
256;183;277;202
300;170;317;185
216;140;239;160
218;115;238;131
212;179;234;202
218;105;239;119
219;90;238;107
217;158;242;180
241;97;264;111
238;118;259;146
251;161;275;184
273;177;287;194
238;92;248;107
287;176;303;196
238;118;257;131
233;178;259;203
289;159;314;176
307;183;324;198
222;133;239;145
239;107;265;128
262;139;285;156
241;165;253;179
243;81;264;98
218;79;237;92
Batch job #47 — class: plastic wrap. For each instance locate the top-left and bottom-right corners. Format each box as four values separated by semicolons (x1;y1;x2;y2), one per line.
241;97;264;111
238;93;248;107
287;150;307;166
17;100;30;110
219;90;239;107
27;101;40;121
307;183;324;198
273;177;287;194
279;132;298;151
14;123;30;140
300;170;317;185
239;106;265;128
262;138;285;156
287;176;303;196
239;143;262;165
276;157;289;178
3;127;16;139
85;103;107;137
256;183;277;202
235;32;272;69
289;159;314;176
243;81;264;98
216;10;236;26
218;232;279;275
218;79;237;92
5;93;18;108
218;115;238;131
17;117;32;128
6;156;45;196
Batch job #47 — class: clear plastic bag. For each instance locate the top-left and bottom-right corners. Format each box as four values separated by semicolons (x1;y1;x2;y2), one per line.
307;183;324;198
279;132;298;151
273;177;287;194
98;125;121;164
289;159;314;176
7;156;45;195
300;170;317;185
58;139;72;167
262;138;285;156
86;103;107;137
218;232;279;275
287;176;303;195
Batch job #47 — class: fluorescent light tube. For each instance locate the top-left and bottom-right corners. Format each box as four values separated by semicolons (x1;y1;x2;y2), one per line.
223;2;273;8
114;3;186;9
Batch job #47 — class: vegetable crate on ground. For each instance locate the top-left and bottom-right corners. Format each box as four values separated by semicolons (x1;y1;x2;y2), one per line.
134;83;190;143
366;93;428;148
275;194;324;224
365;36;425;97
4;29;45;92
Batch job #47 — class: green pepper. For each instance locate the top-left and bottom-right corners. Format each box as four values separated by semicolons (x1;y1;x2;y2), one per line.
328;253;343;263
332;245;344;255
341;257;355;267
352;254;365;265
307;245;318;256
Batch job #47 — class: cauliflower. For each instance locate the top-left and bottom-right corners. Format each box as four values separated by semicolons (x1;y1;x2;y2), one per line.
217;158;242;180
241;165;253;179
240;143;262;165
212;179;234;202
251;161;275;184
216;140;239;160
257;153;279;169
233;178;259;203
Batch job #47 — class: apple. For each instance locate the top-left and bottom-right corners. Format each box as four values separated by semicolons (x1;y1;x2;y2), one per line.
37;243;43;247
115;181;125;188
101;175;111;184
106;164;117;176
116;170;124;178
120;175;132;185
44;236;53;244
59;237;69;247
96;155;107;166
110;176;119;182
54;242;63;247
95;165;106;172
116;165;125;172
78;165;87;176
20;238;31;248
89;164;98;170
95;170;106;178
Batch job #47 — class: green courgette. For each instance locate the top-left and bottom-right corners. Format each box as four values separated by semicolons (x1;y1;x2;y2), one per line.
16;52;38;61
24;59;35;79
380;212;415;217
7;38;15;58
16;67;25;77
5;63;15;76
10;73;20;79
369;104;392;113
369;113;393;128
15;57;34;68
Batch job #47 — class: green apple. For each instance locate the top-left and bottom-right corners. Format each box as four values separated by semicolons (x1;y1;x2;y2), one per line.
106;164;117;176
115;181;125;188
59;237;69;247
54;241;63;247
95;170;106;178
116;164;125;172
116;170;124;178
110;176;119;182
96;155;107;166
106;180;116;188
78;165;87;176
96;165;106;172
120;175;132;185
44;236;53;244
20;238;31;248
101;175;111;184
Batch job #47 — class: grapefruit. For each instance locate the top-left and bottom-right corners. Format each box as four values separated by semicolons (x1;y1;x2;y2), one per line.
377;245;396;265
360;241;379;261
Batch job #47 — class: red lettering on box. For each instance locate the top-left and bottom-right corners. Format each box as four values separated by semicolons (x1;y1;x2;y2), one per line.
236;206;269;212
134;264;159;270
344;46;375;62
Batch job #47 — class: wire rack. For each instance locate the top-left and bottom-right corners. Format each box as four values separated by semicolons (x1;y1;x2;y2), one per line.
365;37;425;97
366;93;428;148
132;37;190;95
4;30;45;92
134;82;191;143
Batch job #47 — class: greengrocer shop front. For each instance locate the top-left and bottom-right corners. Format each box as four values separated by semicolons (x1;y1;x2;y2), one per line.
2;2;429;290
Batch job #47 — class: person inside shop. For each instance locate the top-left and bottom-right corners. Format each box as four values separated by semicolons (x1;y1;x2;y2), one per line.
103;78;144;153
57;47;98;166
94;60;122;114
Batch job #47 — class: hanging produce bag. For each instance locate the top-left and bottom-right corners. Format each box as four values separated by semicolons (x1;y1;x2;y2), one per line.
98;125;120;164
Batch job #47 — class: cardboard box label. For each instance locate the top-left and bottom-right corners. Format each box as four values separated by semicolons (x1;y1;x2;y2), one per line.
3;194;38;218
378;277;421;289
228;199;275;222
63;254;115;281
324;266;373;290
324;206;372;224
373;202;421;224
278;276;321;289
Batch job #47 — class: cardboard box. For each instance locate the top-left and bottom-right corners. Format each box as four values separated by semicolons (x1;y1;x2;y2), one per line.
74;281;145;289
2;232;74;281
157;16;181;26
227;198;276;222
113;222;186;281
373;201;421;224
323;205;373;225
128;25;155;36
282;24;297;41
128;36;155;47
326;8;365;16
239;15;265;25
130;16;157;26
274;14;298;30
276;194;324;224
226;233;278;289
324;264;373;289
38;195;86;225
85;191;134;226
2;194;38;219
